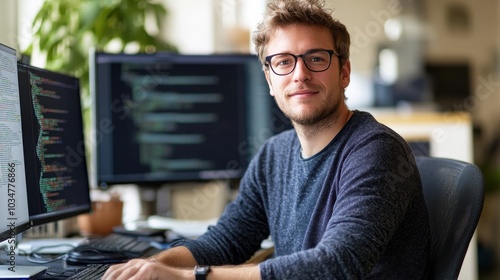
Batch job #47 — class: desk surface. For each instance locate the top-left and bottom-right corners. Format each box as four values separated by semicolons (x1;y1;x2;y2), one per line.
369;109;471;124
1;254;86;279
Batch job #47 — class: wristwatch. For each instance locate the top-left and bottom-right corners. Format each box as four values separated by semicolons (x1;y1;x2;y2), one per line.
193;265;211;280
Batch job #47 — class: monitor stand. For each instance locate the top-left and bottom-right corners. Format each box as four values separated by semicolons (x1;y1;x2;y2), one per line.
0;265;47;279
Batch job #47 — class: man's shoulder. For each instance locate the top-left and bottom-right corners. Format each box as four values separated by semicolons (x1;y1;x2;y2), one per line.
348;110;405;142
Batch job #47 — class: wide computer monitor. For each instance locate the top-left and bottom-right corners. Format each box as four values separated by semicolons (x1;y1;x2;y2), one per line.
91;51;291;189
0;44;31;243
17;62;92;227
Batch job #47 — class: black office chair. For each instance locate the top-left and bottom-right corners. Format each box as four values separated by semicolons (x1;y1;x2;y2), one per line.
415;156;485;280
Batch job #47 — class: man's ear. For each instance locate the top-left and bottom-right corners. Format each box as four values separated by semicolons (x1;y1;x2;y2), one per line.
264;70;275;96
340;60;351;88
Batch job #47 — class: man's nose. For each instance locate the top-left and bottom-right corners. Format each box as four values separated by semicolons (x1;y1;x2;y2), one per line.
292;57;311;82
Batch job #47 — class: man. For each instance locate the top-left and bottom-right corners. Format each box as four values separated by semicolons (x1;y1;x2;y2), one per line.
103;0;430;279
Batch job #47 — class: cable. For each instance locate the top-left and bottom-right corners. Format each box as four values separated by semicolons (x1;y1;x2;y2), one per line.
23;243;78;264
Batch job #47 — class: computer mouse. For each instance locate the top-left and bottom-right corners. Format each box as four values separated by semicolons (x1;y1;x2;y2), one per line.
65;246;129;265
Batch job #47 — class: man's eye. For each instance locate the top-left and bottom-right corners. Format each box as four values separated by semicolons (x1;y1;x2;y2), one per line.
279;60;292;65
276;59;293;67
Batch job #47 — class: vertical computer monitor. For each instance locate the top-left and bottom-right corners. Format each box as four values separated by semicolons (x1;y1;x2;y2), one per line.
0;43;31;243
17;62;92;227
91;51;291;189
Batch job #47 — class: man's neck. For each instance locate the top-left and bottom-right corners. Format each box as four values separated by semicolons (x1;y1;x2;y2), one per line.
295;107;353;158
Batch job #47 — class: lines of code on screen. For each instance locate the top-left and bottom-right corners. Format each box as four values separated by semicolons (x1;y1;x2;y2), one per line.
17;64;90;221
96;58;246;185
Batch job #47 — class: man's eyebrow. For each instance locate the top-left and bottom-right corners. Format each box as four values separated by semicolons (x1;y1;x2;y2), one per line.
270;48;332;55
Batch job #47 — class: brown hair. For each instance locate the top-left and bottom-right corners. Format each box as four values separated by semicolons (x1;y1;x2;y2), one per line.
253;0;350;68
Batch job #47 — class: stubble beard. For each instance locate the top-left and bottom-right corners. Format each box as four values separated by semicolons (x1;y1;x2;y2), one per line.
275;85;344;130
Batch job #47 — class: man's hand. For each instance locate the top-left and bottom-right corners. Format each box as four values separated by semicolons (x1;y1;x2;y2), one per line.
101;245;262;280
102;259;190;280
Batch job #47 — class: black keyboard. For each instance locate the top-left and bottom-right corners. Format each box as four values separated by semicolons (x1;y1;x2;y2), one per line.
67;263;110;280
88;233;153;257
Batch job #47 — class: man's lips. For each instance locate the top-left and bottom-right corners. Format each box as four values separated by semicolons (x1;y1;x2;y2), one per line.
289;89;318;97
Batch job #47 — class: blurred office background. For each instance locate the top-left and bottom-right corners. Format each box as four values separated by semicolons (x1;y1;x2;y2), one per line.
2;0;500;279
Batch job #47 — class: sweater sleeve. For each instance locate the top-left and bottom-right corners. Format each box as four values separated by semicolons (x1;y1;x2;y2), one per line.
170;155;271;265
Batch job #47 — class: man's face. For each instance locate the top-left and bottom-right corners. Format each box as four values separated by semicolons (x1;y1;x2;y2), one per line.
264;24;350;126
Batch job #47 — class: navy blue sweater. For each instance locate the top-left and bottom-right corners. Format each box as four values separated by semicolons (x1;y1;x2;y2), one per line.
174;111;430;279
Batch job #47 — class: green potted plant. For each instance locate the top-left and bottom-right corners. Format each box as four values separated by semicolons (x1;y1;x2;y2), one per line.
24;0;177;116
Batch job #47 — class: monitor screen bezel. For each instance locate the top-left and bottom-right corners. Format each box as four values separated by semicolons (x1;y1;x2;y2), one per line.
0;222;31;244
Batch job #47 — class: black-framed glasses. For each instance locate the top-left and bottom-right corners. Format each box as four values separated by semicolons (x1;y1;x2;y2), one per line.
265;49;340;76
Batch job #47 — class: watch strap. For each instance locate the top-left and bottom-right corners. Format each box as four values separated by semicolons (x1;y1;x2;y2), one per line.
194;265;211;280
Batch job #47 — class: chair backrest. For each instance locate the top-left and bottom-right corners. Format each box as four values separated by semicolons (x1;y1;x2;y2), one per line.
415;156;485;280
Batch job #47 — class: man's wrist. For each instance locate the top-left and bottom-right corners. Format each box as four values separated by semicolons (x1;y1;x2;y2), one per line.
193;265;211;280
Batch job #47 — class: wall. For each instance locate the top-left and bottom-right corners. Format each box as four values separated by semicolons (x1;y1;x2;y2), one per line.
159;0;266;54
0;0;42;65
0;0;17;50
160;0;216;54
16;0;42;53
